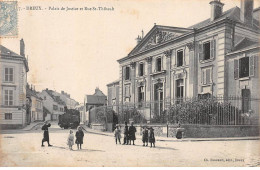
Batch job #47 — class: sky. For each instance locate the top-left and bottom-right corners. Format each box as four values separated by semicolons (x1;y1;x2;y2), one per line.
2;0;260;103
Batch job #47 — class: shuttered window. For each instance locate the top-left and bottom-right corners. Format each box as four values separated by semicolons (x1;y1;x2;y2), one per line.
139;63;144;76
125;66;130;80
156;57;162;72
199;39;216;61
4;89;14;106
234;55;255;79
5;113;12;120
138;86;144;102
177;50;184;67
125;85;130;97
202;67;212;85
4;67;14;82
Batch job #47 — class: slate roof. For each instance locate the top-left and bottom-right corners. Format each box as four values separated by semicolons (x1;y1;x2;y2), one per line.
0;45;29;72
85;88;107;105
45;89;66;105
26;87;42;100
189;6;259;30
233;38;259;51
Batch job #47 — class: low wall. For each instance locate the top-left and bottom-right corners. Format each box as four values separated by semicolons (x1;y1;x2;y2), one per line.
0;124;24;130
91;123;105;131
180;125;260;138
117;124;259;138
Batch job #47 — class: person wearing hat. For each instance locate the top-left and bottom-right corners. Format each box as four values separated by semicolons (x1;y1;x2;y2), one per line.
142;126;149;146
122;121;129;145
148;127;155;148
128;122;136;145
114;124;121;144
41;121;52;147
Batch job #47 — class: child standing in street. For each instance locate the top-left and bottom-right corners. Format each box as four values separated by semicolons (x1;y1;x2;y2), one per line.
75;126;84;150
114;125;121;144
67;129;74;150
148;127;155;148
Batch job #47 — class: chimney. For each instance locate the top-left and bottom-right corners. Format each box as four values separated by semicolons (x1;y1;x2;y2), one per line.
210;0;224;21
135;35;142;44
20;39;25;57
241;0;254;26
61;91;64;94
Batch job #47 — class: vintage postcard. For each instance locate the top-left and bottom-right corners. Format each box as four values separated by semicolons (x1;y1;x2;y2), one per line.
0;0;260;167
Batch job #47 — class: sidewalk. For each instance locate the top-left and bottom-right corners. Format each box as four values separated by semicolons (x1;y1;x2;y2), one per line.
81;124;260;142
22;121;44;131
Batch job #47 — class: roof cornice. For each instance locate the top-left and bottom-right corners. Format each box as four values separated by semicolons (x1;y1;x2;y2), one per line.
226;46;260;56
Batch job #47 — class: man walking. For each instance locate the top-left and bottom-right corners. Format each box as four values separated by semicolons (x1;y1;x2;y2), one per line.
41;121;52;147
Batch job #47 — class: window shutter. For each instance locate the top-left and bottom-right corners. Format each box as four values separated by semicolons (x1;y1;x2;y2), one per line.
249;55;255;77
206;69;210;84
129;67;131;80
202;69;206;85
234;59;239;79
210;39;216;59
199;43;203;61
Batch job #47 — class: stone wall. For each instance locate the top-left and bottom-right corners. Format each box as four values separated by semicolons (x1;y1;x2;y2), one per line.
116;124;259;138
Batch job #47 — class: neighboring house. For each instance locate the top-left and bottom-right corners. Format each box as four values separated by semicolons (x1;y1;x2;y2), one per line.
26;84;44;123
0;39;29;129
226;38;259;124
75;103;84;124
52;91;79;109
107;80;120;113
38;89;66;121
83;87;107;125
114;0;260;121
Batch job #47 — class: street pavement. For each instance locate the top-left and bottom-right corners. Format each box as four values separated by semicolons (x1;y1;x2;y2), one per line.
0;123;259;167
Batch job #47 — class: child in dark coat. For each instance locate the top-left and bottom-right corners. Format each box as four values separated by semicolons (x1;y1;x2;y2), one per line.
75;126;84;150
142;126;148;146
148;127;155;148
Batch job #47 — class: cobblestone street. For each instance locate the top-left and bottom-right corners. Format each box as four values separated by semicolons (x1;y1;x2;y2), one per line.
1;123;259;167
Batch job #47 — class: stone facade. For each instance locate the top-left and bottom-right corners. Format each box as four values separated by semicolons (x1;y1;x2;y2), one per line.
0;39;29;129
113;0;260;121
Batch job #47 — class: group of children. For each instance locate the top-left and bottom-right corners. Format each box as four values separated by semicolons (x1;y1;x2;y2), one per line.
114;124;156;148
67;126;85;150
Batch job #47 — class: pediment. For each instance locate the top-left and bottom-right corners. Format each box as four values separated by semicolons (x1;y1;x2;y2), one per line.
129;26;192;56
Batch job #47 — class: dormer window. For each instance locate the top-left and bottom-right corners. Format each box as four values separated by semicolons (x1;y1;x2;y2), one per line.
177;50;184;67
156;57;162;72
139;62;144;76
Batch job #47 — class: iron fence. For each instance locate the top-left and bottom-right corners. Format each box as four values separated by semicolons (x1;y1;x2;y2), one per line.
91;96;259;126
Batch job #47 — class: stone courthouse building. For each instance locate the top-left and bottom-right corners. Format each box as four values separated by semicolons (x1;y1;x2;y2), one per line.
108;0;260;121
